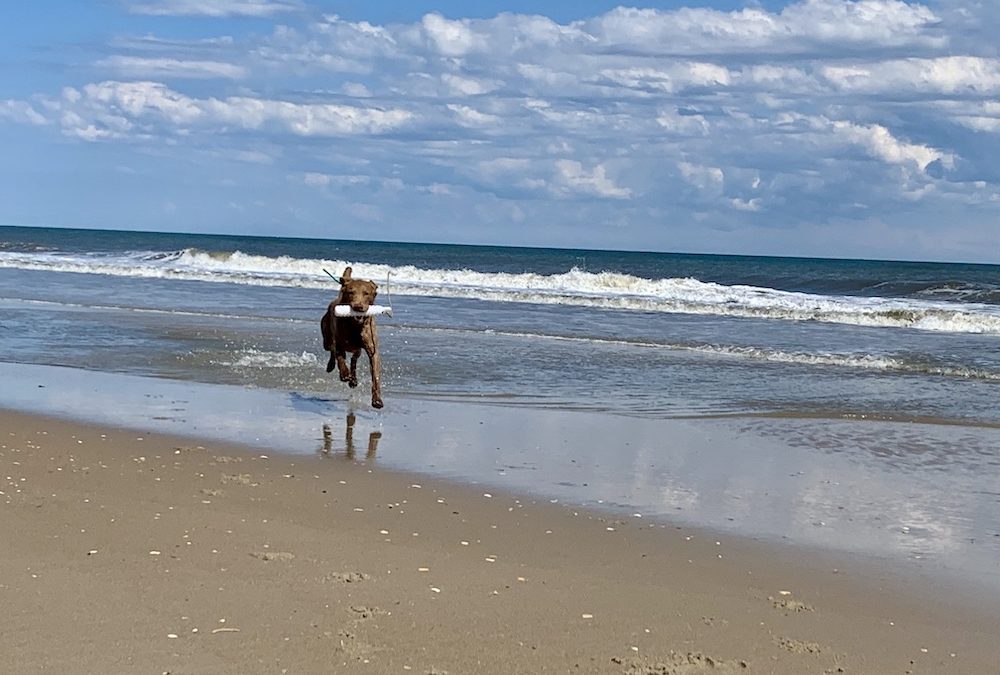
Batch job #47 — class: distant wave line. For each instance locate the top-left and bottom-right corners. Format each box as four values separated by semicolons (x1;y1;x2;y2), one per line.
3;247;1000;334
419;326;1000;381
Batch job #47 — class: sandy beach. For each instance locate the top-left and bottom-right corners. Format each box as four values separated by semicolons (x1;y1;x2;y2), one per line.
2;408;997;674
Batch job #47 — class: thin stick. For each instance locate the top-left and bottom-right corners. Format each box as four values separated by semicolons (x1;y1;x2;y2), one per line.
385;271;393;316
322;268;342;283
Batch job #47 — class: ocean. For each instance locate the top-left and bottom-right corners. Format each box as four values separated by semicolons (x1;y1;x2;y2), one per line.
2;225;999;589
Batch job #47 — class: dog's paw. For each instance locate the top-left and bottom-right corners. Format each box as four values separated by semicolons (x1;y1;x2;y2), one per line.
371;397;384;409
349;378;359;388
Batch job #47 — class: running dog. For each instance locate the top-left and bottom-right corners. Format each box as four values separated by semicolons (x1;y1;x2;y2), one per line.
320;267;383;408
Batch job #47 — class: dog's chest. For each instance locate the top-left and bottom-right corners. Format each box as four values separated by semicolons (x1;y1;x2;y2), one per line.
335;318;372;349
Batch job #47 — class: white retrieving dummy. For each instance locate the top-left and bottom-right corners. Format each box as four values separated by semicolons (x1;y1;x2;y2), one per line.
334;305;393;318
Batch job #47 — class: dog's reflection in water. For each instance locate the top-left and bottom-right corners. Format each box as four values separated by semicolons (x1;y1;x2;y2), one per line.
320;413;382;461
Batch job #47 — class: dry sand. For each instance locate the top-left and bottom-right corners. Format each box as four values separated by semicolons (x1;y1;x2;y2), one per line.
1;409;997;674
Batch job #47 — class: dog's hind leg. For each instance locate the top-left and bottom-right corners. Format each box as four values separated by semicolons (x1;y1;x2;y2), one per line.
366;344;383;409
321;308;337;373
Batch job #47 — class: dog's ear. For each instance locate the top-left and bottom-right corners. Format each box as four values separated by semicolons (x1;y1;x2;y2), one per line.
341;266;353;284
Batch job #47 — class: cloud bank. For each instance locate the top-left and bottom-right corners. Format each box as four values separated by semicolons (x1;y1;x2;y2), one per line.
3;0;1000;261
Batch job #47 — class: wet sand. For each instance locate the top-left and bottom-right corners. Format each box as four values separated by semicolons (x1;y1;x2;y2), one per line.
2;409;998;674
6;361;1000;592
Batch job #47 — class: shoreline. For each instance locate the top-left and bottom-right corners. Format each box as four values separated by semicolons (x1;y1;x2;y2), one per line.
4;407;999;673
3;360;1000;600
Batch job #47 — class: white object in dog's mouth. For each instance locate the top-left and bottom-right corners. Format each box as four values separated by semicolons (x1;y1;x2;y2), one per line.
333;305;393;318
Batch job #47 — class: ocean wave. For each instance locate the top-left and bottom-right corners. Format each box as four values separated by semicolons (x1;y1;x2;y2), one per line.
445;328;1000;381
3;247;1000;334
694;344;1000;381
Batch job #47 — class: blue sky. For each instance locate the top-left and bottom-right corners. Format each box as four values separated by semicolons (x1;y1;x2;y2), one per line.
1;0;998;262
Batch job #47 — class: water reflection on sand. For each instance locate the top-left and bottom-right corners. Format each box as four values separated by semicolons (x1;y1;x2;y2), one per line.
2;361;998;593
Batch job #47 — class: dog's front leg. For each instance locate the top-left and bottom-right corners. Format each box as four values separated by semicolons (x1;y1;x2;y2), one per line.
349;351;360;388
335;350;351;383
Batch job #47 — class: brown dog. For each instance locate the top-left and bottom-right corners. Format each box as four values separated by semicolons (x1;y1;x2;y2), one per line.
320;267;383;408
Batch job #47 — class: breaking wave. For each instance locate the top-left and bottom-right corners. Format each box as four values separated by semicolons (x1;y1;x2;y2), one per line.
3;247;1000;334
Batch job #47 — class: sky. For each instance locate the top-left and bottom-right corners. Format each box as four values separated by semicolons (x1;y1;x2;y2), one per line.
1;1;999;262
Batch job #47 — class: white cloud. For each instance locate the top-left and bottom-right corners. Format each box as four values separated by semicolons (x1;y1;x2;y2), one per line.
302;172;374;188
128;0;302;17
582;0;943;55
49;81;412;139
831;121;953;172
598;63;732;94
96;56;248;79
302;172;330;187
82;81;203;125
476;157;533;183
823;57;1000;94
936;101;1000;133
421;14;482;56
0;100;48;125
730;197;763;211
553;160;632;199
234;149;273;164
678;162;725;190
441;73;501;96
340;82;371;98
656;108;709;135
447;104;500;127
420;183;453;195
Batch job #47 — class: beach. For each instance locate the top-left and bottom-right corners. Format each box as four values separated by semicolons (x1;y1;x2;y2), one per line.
4;407;998;674
3;227;1000;672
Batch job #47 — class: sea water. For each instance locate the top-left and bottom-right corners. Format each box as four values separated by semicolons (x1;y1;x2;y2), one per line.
2;225;999;589
3;225;1000;422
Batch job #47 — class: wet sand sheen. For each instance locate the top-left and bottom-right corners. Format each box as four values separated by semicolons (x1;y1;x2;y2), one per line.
2;409;997;673
4;361;1000;592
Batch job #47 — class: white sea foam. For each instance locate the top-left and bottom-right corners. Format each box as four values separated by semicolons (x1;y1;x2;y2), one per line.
4;247;1000;334
214;349;319;369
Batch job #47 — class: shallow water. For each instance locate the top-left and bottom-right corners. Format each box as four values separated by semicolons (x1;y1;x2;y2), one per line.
2;266;1000;424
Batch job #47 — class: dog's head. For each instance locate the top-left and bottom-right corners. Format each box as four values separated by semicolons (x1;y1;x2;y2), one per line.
338;266;378;315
